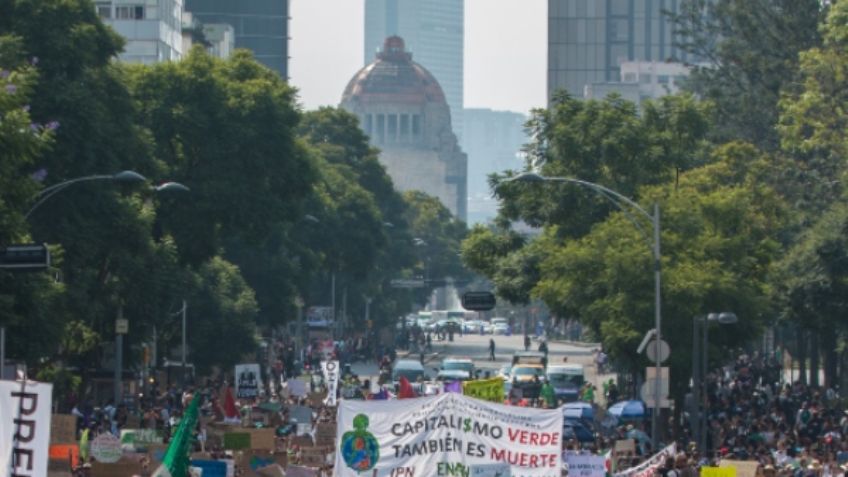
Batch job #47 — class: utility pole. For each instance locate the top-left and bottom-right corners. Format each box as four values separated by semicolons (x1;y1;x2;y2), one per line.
181;299;187;386
114;307;127;405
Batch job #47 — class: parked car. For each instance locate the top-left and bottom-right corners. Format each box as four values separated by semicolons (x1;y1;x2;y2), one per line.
437;357;476;380
392;359;426;387
509;364;546;399
492;323;509;335
546;364;585;402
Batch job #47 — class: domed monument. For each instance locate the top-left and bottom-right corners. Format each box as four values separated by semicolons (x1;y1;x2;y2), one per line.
341;36;467;221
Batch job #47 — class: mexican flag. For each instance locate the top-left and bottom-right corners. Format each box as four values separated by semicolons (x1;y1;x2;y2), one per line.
153;394;201;477
604;449;616;477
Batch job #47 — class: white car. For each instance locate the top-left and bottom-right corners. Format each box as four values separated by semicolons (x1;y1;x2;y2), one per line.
492;323;509;335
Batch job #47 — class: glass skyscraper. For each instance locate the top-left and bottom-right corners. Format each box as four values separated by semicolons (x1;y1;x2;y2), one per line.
548;0;687;101
185;0;289;78
364;0;464;139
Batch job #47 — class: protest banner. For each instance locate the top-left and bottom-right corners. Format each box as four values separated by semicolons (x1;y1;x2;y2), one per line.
463;378;506;403
720;460;758;477
322;360;340;406
287;465;319;477
50;414;77;444
333;392;562;477
703;467;737;477
90;433;123;463
471;463;512;476
565;454;606;477
613;443;676;477
235;363;262;400
0;379;53;477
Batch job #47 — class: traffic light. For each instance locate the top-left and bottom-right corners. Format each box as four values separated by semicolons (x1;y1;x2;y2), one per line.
461;291;496;311
0;244;50;271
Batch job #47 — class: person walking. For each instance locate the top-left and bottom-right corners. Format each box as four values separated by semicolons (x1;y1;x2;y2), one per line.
489;338;496;361
524;335;531;351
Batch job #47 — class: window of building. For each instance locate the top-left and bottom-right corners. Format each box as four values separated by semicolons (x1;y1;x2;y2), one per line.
387;114;397;141
116;5;144;20
641;74;652;84
400;114;409;140
95;2;111;19
376;114;385;144
412;115;421;136
657;75;669;84
364;115;373;137
624;72;637;82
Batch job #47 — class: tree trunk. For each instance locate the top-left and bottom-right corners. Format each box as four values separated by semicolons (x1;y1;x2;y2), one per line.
823;331;837;389
797;328;808;385
810;331;820;387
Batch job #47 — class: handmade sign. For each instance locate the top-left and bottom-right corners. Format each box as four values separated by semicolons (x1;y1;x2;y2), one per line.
90;433;123;463
333;392;562;477
50;414;77;444
463;378;506;403
322;360;340;406
0;380;53;477
702;467;737;477
720;460;756;477
235;363;262;400
565;454;606;477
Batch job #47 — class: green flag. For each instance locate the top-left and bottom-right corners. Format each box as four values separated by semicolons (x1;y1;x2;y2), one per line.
153;395;201;477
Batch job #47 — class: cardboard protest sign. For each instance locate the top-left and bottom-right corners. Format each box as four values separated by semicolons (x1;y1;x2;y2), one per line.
463;378;506;403
90;457;147;477
0;380;53;477
287;465;320;477
120;428;164;450
90;432;123;463
248;428;276;452
300;445;332;467
333;392;562;477
287;378;308;397
290;405;313;425
614;439;636;454
720;460;757;477
224;431;252;450
50;414;77;444
307;391;327;408
702;467;737;477
235;363;262;400
315;422;336;446
565;454;606;477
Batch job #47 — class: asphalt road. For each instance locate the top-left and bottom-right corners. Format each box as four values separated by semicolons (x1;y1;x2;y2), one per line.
349;332;612;395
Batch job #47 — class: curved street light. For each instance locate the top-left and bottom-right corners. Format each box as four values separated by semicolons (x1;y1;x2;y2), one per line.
506;171;663;448
2;171;189;387
25;170;189;219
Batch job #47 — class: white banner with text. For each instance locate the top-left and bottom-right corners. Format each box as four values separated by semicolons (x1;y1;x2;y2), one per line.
333;392;562;477
0;379;53;477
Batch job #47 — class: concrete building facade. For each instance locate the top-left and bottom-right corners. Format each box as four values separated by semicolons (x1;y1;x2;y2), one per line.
548;0;688;102
584;60;691;103
364;0;464;140
342;36;467;221
184;0;289;78
96;0;185;64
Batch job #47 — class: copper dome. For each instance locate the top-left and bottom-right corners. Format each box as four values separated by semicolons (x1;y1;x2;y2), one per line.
342;36;447;105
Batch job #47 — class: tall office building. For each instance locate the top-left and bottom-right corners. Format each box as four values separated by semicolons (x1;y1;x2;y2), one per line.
548;0;688;101
364;0;464;139
96;0;185;64
462;108;527;224
184;0;289;78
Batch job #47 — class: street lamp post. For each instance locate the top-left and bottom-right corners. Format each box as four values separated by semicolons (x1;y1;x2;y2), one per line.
507;172;663;447
691;312;738;455
1;170;188;386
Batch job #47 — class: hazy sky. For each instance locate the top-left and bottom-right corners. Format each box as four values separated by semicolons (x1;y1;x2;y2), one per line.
289;0;547;115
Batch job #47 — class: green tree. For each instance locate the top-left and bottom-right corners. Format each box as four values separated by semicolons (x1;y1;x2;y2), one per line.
672;0;824;149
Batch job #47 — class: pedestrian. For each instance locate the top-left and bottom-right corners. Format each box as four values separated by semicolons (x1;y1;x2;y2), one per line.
540;379;556;408
538;339;548;361
524;335;531;351
489;338;496;361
